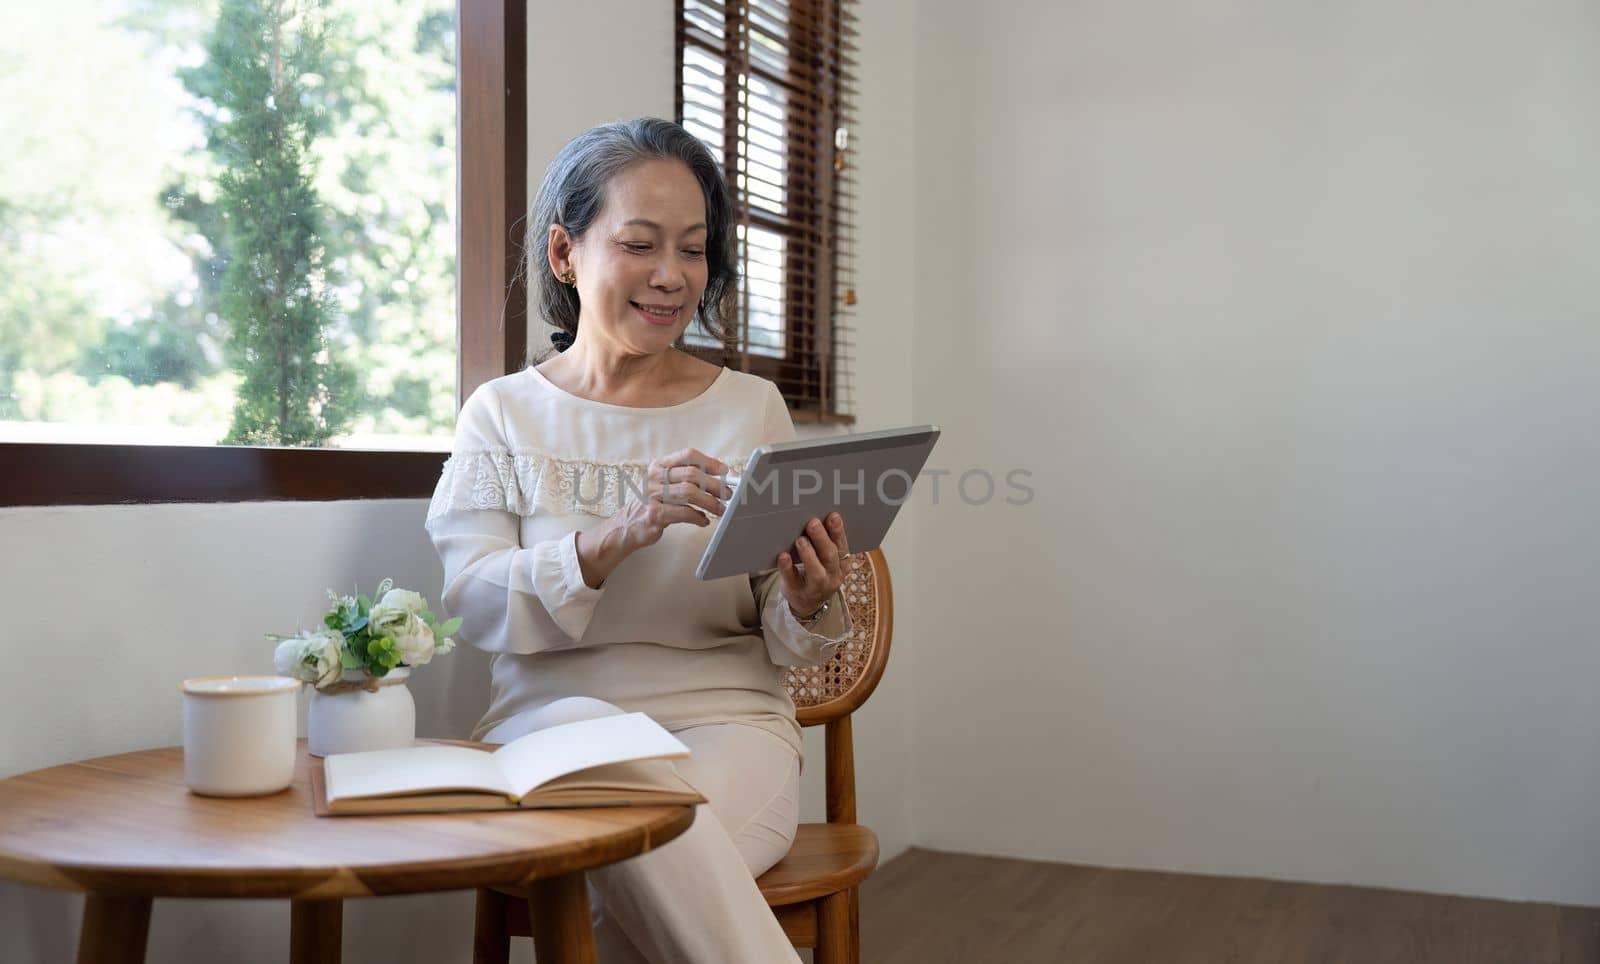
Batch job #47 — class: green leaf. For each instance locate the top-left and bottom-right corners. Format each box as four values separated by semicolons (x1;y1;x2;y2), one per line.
357;594;371;616
340;646;361;669
350;615;368;632
365;635;401;673
323;613;340;630
438;617;462;636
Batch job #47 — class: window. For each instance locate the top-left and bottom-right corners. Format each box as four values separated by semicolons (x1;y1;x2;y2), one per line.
676;0;858;423
0;0;528;505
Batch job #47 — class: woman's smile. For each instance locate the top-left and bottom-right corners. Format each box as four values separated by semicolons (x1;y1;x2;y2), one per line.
631;301;682;326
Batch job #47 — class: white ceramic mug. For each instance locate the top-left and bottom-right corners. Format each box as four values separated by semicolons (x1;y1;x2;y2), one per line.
180;675;302;796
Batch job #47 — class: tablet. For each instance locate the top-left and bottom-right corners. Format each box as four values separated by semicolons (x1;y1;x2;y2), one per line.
695;424;940;581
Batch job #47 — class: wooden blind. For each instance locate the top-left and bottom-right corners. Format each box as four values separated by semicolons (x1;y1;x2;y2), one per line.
676;0;857;423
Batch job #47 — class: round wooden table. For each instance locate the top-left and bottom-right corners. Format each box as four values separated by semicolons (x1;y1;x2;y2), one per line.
0;741;695;964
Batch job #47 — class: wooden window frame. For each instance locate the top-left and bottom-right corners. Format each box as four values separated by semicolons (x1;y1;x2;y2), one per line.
0;0;525;508
676;0;856;426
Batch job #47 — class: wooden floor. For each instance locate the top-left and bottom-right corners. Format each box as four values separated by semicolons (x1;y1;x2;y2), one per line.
855;848;1600;964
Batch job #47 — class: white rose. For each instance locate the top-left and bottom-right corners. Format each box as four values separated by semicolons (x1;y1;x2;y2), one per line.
393;625;436;667
370;601;435;667
308;631;346;688
274;637;307;677
376;588;428;616
276;630;346;688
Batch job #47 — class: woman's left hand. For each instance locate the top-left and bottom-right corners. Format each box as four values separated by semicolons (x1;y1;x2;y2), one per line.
777;512;849;620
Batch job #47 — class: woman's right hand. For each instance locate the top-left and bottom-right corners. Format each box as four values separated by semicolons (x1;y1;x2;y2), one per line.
574;448;733;589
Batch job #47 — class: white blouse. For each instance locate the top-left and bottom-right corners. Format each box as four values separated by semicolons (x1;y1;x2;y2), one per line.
426;364;852;754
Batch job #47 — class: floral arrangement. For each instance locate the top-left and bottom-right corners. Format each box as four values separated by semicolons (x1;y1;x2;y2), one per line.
273;579;461;691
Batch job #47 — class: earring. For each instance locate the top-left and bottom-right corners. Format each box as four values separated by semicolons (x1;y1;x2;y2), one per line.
561;269;576;284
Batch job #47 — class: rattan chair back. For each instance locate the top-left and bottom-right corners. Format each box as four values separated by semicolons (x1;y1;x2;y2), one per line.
783;547;893;728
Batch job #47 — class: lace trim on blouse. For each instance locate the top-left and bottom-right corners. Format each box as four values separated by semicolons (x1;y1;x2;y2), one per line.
427;447;748;523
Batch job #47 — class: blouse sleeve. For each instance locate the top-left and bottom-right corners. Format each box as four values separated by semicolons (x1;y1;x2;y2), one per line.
426;383;604;655
748;381;853;667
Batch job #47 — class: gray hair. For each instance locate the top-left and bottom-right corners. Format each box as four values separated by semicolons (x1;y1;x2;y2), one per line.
527;118;737;360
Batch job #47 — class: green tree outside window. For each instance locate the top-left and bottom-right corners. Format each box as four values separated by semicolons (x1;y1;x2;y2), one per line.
0;0;456;448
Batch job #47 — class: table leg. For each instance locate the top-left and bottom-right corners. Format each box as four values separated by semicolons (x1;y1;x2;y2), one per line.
77;895;151;964
527;872;596;964
473;887;513;964
290;899;342;964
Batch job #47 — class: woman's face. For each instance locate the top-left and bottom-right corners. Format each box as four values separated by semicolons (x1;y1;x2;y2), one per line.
555;158;710;357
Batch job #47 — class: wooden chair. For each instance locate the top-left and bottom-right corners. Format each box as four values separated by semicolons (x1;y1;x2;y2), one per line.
472;547;894;964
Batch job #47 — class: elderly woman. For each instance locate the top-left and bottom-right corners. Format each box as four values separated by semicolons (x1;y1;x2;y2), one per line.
425;117;853;963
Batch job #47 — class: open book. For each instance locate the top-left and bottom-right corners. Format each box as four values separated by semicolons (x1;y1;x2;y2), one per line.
312;712;705;816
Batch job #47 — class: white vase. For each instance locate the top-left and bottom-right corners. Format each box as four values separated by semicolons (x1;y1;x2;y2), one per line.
306;667;416;758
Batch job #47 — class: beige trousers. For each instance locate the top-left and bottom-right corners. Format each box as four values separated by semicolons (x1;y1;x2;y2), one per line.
483;697;803;964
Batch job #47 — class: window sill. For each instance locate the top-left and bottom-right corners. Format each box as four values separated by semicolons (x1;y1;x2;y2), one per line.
790;409;856;426
0;443;446;507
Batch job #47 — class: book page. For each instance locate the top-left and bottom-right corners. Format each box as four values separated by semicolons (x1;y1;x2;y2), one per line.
323;744;515;803
490;712;691;801
532;760;695;795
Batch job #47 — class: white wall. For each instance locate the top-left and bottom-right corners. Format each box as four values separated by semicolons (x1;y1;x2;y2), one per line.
909;0;1600;907
0;2;921;961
